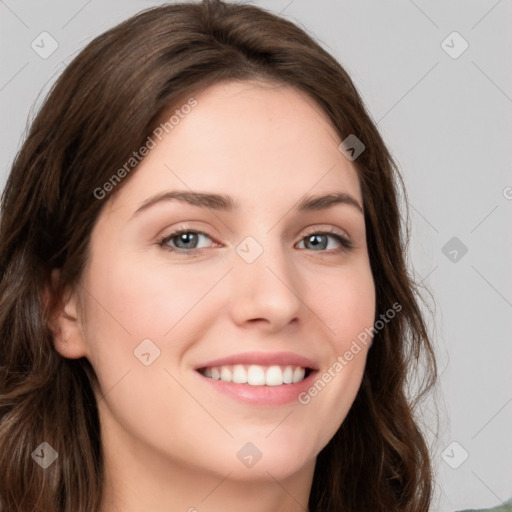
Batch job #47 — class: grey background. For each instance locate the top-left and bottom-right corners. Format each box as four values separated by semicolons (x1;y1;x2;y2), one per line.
1;1;511;511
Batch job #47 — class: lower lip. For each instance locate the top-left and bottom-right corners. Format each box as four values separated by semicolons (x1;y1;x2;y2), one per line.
194;370;318;406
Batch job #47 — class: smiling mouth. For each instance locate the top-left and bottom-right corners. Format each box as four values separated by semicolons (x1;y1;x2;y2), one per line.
197;364;312;386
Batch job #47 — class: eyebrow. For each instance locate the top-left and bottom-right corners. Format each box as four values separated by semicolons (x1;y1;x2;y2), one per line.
132;190;363;218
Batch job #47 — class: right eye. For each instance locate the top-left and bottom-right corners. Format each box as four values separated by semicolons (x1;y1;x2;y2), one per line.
158;228;217;255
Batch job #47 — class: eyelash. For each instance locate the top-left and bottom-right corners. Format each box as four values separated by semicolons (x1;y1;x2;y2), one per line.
158;225;353;256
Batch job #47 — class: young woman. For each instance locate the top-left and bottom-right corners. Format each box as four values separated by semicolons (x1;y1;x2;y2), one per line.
0;1;437;511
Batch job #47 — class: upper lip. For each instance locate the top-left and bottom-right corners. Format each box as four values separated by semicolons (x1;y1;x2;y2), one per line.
194;351;319;371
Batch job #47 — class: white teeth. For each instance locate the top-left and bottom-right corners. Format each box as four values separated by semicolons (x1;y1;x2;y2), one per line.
283;366;294;384
265;365;282;386
292;367;305;383
220;366;232;382
247;365;266;386
200;364;309;386
232;364;248;384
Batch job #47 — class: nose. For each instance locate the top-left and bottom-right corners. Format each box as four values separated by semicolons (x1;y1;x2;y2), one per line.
228;237;304;332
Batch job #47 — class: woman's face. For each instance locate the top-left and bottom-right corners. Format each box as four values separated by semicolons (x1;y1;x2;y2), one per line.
58;80;375;483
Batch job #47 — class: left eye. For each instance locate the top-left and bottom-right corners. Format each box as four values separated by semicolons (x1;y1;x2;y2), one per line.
158;228;352;255
297;231;351;252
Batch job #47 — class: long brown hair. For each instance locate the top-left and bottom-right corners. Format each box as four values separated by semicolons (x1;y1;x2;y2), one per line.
0;1;438;510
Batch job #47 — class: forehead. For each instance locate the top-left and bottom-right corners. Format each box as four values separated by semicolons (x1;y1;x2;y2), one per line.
108;79;362;213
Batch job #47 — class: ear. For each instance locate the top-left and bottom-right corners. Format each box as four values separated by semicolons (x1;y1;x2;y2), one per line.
45;269;89;359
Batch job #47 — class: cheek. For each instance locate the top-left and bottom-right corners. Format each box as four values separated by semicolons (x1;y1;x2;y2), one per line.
314;259;376;350
82;250;214;342
296;259;375;439
78;243;229;403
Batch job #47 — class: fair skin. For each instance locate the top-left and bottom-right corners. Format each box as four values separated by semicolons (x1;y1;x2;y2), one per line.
51;79;375;512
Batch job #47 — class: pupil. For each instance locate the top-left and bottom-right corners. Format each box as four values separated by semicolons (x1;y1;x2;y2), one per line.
308;234;326;250
179;233;197;248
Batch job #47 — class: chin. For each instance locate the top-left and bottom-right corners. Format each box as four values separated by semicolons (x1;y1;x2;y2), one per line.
221;439;317;482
